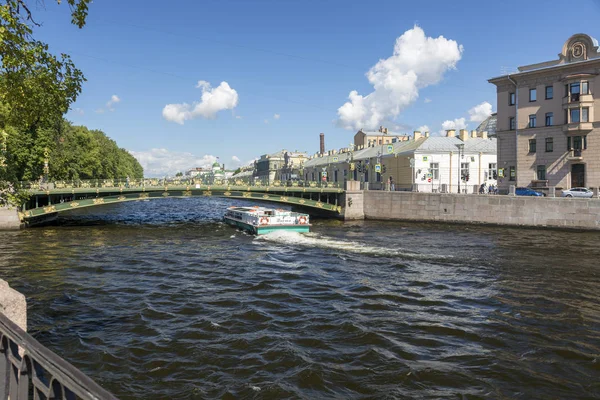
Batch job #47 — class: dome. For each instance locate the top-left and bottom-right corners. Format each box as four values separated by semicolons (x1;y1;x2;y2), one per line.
476;113;496;137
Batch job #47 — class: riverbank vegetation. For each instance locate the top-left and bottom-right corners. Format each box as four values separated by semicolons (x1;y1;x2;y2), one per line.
0;0;143;206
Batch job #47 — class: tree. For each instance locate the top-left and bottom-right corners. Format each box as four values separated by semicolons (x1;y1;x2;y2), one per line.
175;172;183;177
0;0;91;129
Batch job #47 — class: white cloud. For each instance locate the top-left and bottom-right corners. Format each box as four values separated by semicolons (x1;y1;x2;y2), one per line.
235;115;242;119
129;148;218;177
468;101;493;122
96;94;121;113
106;95;120;109
424;98;432;103
273;113;280;120
264;119;269;124
440;118;467;135
232;156;241;162
73;108;84;115
336;25;463;131
162;81;239;124
417;125;430;133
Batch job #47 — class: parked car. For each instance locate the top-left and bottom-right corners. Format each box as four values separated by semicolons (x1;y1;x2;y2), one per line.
515;187;544;196
561;187;594;198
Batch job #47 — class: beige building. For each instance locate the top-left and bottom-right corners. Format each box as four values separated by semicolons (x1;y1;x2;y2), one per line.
354;126;410;149
489;33;600;193
254;149;308;183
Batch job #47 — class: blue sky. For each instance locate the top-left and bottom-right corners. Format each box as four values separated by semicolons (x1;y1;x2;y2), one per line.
33;0;600;176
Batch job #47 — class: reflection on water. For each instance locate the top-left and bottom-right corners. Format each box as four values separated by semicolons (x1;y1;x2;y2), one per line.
1;197;599;399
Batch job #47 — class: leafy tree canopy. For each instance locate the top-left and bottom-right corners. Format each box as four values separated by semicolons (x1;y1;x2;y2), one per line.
0;0;91;128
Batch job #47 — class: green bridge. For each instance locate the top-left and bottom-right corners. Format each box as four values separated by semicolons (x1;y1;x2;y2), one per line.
19;179;346;223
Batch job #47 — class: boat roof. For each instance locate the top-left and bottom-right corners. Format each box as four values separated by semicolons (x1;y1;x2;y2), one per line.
227;206;300;214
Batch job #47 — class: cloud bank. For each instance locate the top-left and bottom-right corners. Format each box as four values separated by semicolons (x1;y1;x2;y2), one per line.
337;25;463;131
163;81;239;124
129;148;218;177
468;101;493;122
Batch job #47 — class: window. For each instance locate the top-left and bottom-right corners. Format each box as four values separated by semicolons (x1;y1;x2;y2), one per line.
312;172;315;181
573;136;582;150
509;92;516;105
343;169;348;177
334;170;338;182
545;137;553;152
529;139;536;153
545;86;553;99
544;112;553;126
488;163;497;180
430;162;439;180
378;139;382;145
461;162;470;181
529;88;537;102
570;108;580;123
582;81;589;95
536;165;546;180
509;166;515;181
570;82;581;101
582;107;589;122
509;117;516;130
529;114;536;128
376;171;381;182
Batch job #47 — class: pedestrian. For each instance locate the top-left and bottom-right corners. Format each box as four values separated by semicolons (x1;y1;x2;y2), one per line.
389;176;395;191
126;175;130;188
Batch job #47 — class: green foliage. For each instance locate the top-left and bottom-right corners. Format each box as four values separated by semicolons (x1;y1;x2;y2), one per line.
175;172;183;177
2;118;144;183
0;0;91;128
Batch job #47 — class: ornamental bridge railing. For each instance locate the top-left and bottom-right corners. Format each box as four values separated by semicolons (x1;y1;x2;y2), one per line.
0;312;117;400
18;178;345;221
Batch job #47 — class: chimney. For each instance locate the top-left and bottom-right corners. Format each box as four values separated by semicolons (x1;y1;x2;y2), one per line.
481;131;488;139
446;129;456;137
379;125;383;132
319;133;325;155
459;129;469;141
384;128;388;134
413;130;422;141
425;131;430;137
471;130;478;138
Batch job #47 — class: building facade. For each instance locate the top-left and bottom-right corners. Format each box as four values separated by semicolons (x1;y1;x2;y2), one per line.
353;126;410;149
489;33;600;193
254;150;308;183
303;130;496;193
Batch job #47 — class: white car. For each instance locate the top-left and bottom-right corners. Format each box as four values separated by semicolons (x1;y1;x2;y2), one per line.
561;187;594;198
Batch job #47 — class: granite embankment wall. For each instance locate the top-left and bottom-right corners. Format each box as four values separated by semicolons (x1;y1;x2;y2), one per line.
361;191;600;230
0;206;21;230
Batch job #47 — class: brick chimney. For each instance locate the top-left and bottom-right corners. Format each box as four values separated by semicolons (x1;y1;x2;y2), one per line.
481;131;488;139
446;129;456;137
471;130;478;138
413;130;422;141
319;133;325;155
459;129;469;141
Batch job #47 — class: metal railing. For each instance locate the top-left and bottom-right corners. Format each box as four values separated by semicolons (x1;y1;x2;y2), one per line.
0;312;118;400
17;178;342;191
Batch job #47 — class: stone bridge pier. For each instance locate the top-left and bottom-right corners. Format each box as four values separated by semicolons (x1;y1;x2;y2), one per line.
341;181;364;220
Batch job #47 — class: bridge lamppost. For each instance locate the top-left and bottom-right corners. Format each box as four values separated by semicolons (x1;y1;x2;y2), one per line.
43;147;50;184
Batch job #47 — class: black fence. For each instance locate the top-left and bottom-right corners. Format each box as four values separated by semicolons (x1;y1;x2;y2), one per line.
0;312;117;400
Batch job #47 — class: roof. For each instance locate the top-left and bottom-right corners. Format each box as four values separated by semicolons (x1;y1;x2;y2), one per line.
358;129;406;137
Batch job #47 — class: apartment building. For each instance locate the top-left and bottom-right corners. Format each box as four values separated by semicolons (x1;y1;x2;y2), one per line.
489;33;600;193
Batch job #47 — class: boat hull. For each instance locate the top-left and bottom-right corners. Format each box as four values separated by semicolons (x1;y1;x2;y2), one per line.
224;217;309;235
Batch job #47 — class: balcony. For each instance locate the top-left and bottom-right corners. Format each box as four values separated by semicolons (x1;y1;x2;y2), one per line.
567;149;584;161
562;93;594;106
563;122;593;133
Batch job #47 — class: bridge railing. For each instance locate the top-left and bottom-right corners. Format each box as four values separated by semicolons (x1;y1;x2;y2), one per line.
0;312;118;400
19;178;342;191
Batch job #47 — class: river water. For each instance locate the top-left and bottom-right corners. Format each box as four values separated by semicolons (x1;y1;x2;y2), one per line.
1;197;599;399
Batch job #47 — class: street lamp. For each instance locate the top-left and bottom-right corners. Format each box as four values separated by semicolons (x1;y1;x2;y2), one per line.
455;143;465;194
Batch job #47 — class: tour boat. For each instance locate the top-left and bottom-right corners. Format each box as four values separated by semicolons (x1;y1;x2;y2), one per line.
223;206;310;234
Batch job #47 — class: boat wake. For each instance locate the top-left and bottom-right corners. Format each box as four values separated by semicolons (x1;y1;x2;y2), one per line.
254;230;452;260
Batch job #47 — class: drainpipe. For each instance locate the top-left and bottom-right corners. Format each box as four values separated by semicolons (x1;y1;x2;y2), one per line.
507;74;518;187
449;152;453;193
479;152;482;186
